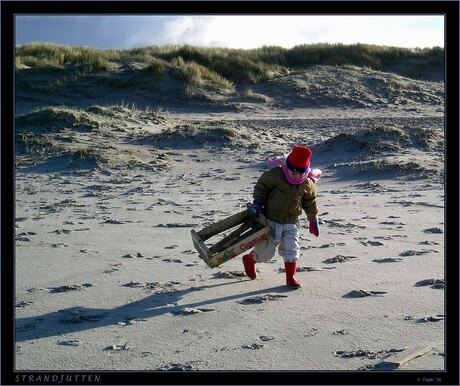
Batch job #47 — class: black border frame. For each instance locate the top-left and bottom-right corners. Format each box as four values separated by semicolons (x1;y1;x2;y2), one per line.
2;1;459;385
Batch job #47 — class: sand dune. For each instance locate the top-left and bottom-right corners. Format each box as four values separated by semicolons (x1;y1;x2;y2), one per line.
13;63;446;383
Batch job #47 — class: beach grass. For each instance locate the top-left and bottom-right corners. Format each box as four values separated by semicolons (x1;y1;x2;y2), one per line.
16;42;443;84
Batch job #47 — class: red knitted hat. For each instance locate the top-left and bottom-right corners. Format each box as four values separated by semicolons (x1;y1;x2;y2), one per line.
286;146;312;173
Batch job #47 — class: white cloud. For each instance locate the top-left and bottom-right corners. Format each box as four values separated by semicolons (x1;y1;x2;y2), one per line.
309;16;444;48
160;15;444;49
16;15;443;50
162;16;309;48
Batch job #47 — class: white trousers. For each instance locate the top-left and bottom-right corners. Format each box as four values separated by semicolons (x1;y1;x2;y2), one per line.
253;219;300;263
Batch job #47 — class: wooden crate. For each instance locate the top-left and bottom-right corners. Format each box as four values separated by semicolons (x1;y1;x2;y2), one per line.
191;208;271;268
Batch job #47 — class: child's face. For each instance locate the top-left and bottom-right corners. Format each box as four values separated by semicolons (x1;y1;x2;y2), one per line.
288;169;307;180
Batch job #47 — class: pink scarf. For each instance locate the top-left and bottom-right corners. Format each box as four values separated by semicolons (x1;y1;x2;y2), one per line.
267;155;322;185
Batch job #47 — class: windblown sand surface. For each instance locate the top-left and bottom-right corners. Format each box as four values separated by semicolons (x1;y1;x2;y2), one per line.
13;65;445;378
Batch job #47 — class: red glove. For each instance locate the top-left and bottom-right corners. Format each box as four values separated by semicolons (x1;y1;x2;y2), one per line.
309;220;320;237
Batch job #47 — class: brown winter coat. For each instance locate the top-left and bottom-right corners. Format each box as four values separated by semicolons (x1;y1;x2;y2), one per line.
253;166;318;224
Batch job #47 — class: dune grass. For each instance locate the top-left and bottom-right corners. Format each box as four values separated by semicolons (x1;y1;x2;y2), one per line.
16;42;119;71
242;88;271;102
16;42;443;86
170;56;235;92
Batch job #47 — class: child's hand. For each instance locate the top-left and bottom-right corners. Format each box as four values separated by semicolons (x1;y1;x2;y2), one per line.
250;198;264;217
309;220;320;237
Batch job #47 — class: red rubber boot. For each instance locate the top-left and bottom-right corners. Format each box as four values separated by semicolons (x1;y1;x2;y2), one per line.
243;252;257;280
285;261;301;289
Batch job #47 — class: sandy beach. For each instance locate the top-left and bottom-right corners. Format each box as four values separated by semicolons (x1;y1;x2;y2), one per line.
10;60;450;384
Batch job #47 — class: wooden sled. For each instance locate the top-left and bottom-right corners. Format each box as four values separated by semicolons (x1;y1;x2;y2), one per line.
191;207;271;268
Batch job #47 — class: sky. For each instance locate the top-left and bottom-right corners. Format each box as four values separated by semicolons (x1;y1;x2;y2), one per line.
15;15;444;50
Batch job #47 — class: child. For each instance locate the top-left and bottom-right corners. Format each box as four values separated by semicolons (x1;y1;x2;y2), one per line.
243;145;321;289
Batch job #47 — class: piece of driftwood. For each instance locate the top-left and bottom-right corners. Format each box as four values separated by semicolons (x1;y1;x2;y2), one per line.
191;207;271;268
381;345;432;367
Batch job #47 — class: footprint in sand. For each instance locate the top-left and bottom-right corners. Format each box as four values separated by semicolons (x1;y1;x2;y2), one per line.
155;223;198;228
259;335;275;342
15;231;37;241
305;328;319;337
322;219;366;230
242;343;264;350
101;219;126;224
423;227;443;234
213;271;247;279
49;283;93;293
324;255;358;264
419;240;439;245
373;257;403;263
117;318;146;326
360;240;384;246
379;221;405;230
332;329;349;335
416;315;444;323
415;278;444;289
334;348;403;359
164;245;178;250
400;249;438;256
58;340;81;346
122;281;181;293
15;301;33;308
319;242;346;249
80;248;97;253
155;362;201;371
104;343;130;352
174;307;216;316
239;294;288;305
163;258;183;263
103;266;120;274
58;309;106;324
343;289;387;298
122;252;145;259
51;229;72;234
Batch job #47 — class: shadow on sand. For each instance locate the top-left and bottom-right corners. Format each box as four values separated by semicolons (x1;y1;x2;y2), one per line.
16;281;292;342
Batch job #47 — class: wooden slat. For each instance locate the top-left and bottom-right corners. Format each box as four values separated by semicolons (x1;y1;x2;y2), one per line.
191;207;271;268
191;229;212;262
382;345;432;367
208;221;255;255
209;226;271;268
197;209;250;241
